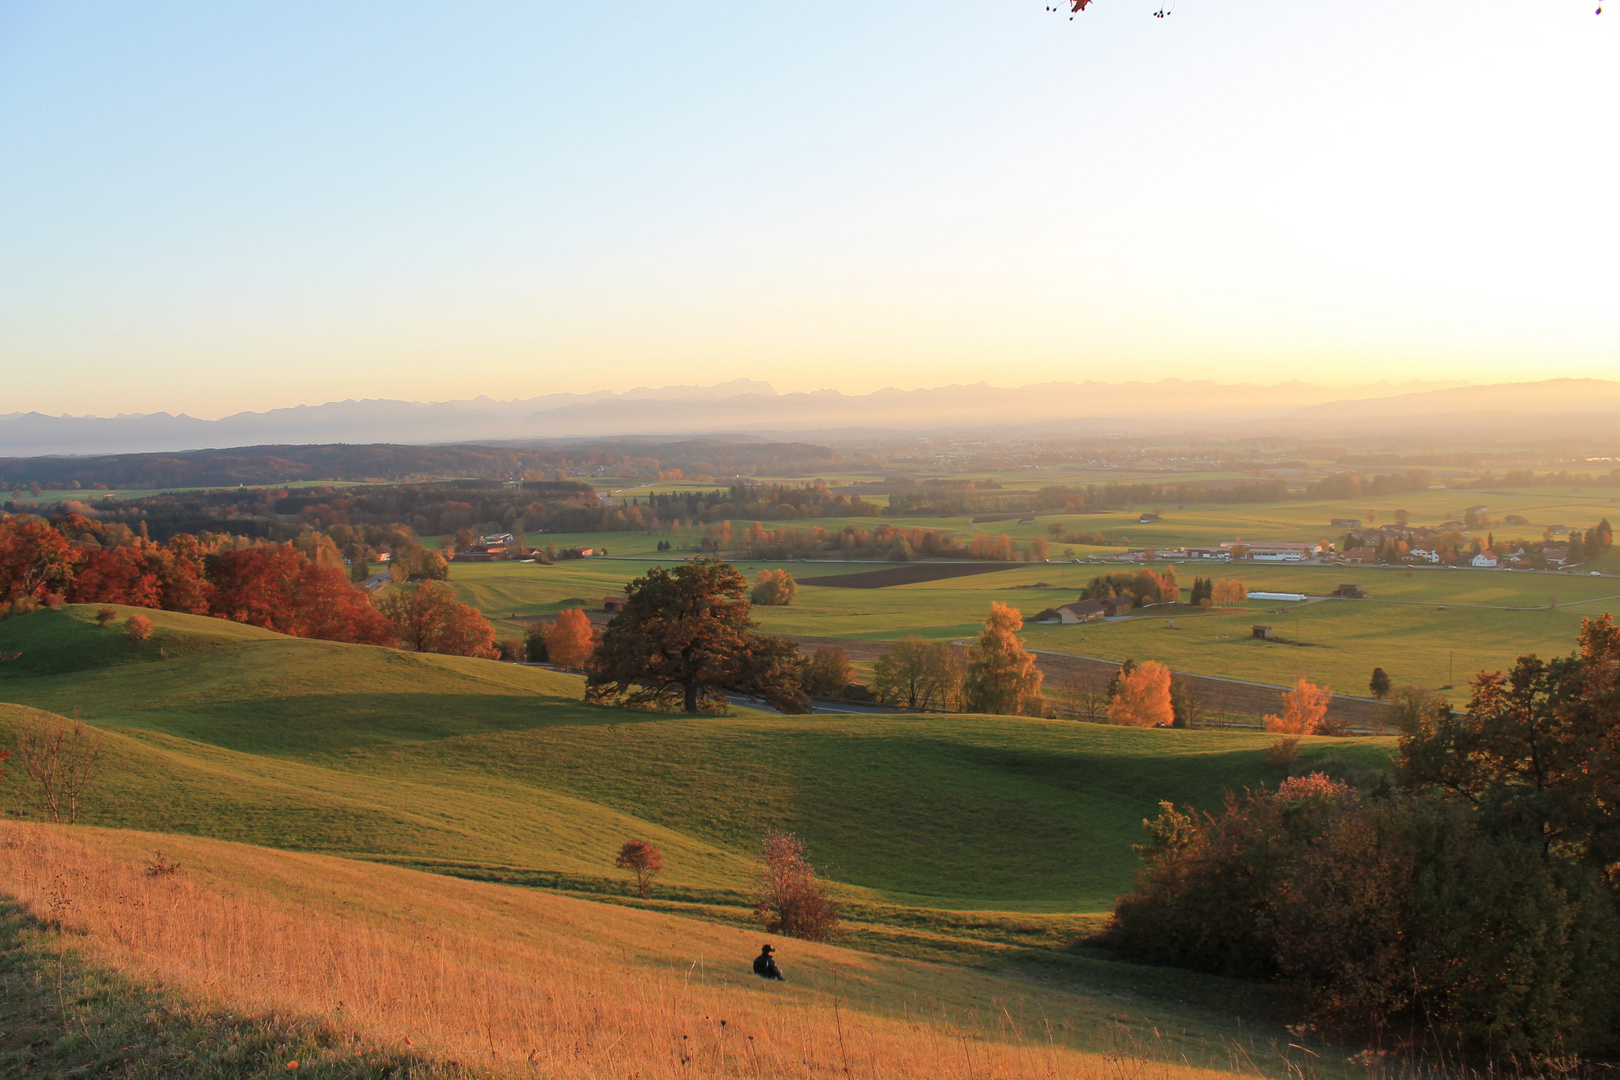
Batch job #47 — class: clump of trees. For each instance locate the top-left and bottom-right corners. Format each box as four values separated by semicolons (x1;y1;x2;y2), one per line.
753;830;840;942
871;637;963;710
803;645;855;698
1186;576;1246;607
1106;615;1620;1060
1083;568;1178;606
614;839;664;900
749;569;797;606
963;603;1044;715
377;581;497;659
585;559;809;714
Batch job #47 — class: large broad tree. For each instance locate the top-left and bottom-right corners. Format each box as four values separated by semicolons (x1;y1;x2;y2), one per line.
586;558;809;714
1398;613;1620;871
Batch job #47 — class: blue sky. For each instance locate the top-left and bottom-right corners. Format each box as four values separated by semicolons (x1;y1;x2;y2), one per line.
2;1;1615;417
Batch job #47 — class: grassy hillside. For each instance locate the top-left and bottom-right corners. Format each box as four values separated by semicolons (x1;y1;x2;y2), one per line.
0;606;1390;916
0;821;1296;1079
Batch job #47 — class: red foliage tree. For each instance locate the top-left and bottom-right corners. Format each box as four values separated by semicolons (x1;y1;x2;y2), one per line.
0;516;80;604
208;544;394;645
67;547;162;608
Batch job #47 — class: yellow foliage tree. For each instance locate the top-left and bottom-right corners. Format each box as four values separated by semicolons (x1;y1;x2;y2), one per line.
1107;659;1174;727
1263;678;1333;735
546;608;597;670
1211;579;1248;606
963;602;1044;715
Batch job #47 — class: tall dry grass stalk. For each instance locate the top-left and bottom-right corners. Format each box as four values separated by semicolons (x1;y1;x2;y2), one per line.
0;822;1245;1080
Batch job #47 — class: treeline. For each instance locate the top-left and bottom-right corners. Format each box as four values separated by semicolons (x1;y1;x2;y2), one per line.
1106;616;1620;1060
1306;468;1433;500
643;482;882;524
0;512;498;659
725;521;1042;562
883;479;1289;517
0;439;870;490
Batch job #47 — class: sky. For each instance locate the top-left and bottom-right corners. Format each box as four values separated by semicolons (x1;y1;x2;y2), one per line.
1;1;1616;419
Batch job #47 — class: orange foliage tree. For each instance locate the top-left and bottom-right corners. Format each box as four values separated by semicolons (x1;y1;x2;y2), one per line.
963;602;1044;715
1264;678;1335;735
1211;579;1248;606
545;608;596;669
378;580;498;658
1107;659;1174;727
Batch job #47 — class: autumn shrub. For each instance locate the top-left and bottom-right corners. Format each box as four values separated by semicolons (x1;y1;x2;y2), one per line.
124;613;154;642
753;830;841;942
1263;737;1299;770
1106;779;1620;1058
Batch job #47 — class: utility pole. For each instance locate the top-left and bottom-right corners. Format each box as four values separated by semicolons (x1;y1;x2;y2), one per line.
1448;650;1454;688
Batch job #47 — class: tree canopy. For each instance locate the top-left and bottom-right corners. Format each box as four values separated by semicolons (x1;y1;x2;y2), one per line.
585;558;809;714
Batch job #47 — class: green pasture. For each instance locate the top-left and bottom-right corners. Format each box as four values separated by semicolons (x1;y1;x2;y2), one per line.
442;557;1616;699
0;605;1389;916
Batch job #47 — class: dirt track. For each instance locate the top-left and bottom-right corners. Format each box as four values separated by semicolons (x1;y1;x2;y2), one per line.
793;637;1395;731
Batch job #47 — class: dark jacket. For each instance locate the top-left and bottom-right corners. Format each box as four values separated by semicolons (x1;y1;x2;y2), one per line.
753;950;785;981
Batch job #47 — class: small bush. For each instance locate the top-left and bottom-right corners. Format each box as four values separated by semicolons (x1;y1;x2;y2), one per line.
753;830;840;942
1264;737;1300;770
125;613;154;642
95;607;117;627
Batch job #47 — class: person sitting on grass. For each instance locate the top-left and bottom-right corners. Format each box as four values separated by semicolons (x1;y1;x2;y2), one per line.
752;944;785;981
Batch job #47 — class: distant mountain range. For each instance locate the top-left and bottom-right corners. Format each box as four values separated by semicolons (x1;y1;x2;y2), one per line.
3;377;1616;456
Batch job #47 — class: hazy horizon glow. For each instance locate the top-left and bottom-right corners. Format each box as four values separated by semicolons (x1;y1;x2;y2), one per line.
2;1;1616;418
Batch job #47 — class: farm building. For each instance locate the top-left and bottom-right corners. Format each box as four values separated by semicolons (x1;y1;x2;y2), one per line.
1138;512;1163;524
1183;547;1229;561
603;596;624;613
1249;592;1308;602
1472;551;1499;568
1330;518;1362;528
1252;625;1274;640
458;533;517;561
1331;583;1366;598
1102;596;1134;617
1058;599;1106;624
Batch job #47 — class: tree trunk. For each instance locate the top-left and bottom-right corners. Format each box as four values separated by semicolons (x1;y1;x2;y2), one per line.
684;677;699;714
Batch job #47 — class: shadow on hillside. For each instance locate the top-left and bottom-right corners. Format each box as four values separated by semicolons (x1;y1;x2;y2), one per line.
92;692;660;754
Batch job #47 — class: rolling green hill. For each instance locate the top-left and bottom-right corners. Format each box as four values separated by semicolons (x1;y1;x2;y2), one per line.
0;605;1390;917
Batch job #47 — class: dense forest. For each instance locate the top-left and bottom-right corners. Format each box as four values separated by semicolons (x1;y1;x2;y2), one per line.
0;439;870;490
